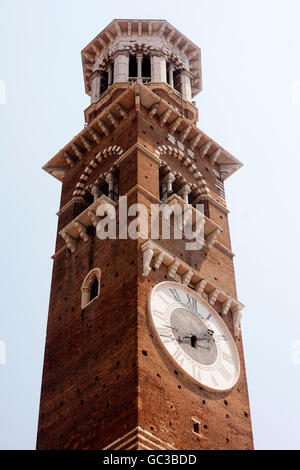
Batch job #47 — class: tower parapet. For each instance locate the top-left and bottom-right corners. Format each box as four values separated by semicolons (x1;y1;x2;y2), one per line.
82;19;202;122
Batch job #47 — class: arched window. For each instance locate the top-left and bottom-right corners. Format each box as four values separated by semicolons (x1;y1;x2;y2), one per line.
81;268;101;308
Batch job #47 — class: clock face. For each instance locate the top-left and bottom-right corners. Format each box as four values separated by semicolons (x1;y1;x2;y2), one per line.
148;281;240;392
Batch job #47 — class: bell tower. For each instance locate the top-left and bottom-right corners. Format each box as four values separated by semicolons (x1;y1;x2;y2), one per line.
37;19;253;450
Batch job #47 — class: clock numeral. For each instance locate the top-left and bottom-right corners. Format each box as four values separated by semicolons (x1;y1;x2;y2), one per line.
173;347;185;366
157;327;172;337
222;351;234;364
186;294;198;313
211;375;219;388
218;365;231;382
214;334;227;342
153;309;166;322
192;365;201;382
157;327;174;344
169;288;181;303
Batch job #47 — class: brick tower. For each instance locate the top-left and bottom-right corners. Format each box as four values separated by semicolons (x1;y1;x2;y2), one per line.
37;19;254;450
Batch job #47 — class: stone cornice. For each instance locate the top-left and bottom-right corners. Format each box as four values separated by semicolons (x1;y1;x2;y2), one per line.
81;19;202;97
195;194;230;214
43;82;242;182
57;197;88;216
141;239;244;338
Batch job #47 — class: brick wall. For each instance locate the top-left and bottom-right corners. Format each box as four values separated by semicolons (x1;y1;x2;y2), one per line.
37;105;253;450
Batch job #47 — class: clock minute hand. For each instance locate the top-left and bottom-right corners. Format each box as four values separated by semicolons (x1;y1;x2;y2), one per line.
162;325;193;337
213;334;226;341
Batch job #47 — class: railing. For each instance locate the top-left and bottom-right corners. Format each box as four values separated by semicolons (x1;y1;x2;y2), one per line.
129;77;151;84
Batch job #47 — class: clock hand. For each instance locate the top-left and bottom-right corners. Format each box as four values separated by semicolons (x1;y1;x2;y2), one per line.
196;344;211;351
212;334;226;341
162;325;193;337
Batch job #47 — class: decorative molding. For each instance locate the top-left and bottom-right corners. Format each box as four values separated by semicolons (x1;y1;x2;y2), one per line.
72;146;124;197
103;426;176;450
81;267;101;309
193;194;230;214
59;195;116;253
141;239;244;338
56;197;89;216
214;241;235;259
51;245;67;260
43;82;242;182
156;144;209;196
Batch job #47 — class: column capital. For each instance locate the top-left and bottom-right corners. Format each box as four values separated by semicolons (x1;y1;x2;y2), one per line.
162;171;176;184
105;172;115;184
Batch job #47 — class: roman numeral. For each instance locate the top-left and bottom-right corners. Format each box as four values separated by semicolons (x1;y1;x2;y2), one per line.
222;351;234;364
211;375;219;388
214;334;227;342
218;365;231;382
173;347;185;366
192;365;201;382
186;294;197;313
169;288;181;303
157;327;171;337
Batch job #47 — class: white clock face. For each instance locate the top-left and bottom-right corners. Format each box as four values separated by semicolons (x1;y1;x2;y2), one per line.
148;282;240;392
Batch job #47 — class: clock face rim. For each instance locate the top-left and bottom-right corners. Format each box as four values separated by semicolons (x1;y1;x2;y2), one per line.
147;281;241;393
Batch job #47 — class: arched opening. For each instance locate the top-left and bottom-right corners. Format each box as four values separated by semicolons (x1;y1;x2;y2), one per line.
89;277;99;302
173;69;182;94
129;55;137;80
81;268;101;308
142;55;151;82
100;70;108;95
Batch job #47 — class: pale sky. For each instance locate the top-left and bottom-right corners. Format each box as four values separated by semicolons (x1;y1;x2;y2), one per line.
0;0;300;450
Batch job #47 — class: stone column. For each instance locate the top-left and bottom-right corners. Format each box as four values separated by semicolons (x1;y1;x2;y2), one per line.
168;65;174;88
114;53;129;83
150;55;154;82
181;71;192;102
161;172;175;200
166;172;176;196
112;180;119;202
91;185;100;202
152;54;167;83
137;54;143;82
107;65;113;87
106;173;115;200
179;184;192;204
81;287;90;308
90;70;101;103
